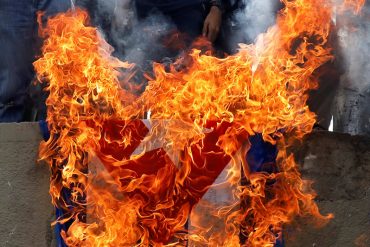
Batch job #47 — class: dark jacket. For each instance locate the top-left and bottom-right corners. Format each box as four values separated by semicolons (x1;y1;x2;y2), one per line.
134;0;228;13
135;0;202;13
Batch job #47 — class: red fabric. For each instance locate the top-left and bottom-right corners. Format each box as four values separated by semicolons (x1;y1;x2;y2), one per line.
95;119;247;243
97;119;247;203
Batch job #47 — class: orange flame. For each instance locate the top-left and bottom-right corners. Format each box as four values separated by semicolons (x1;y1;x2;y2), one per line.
34;0;364;246
340;0;365;14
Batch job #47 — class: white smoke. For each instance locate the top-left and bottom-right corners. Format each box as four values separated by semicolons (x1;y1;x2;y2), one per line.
77;0;174;67
234;0;278;43
333;2;370;135
94;0;134;54
337;2;370;92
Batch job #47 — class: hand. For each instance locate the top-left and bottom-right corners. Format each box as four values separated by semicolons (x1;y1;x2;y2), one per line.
202;6;222;42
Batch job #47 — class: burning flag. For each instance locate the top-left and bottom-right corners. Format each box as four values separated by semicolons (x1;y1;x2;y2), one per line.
34;0;364;246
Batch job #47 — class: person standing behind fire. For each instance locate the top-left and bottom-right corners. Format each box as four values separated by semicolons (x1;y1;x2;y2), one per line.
0;0;71;122
135;0;223;43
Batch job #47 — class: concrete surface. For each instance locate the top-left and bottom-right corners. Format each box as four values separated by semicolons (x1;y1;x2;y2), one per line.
0;122;54;247
334;87;370;137
0;123;369;246
286;131;370;247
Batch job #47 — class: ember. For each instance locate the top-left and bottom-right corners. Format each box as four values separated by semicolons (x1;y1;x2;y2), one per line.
33;0;364;246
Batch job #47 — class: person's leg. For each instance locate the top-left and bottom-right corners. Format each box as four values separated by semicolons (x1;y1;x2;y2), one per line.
0;0;71;123
0;1;37;122
31;0;71;121
38;0;71;17
167;4;206;41
308;25;342;130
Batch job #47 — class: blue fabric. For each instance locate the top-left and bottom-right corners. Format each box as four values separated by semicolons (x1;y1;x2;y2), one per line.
248;134;278;173
39;120;50;141
40;120;68;247
0;0;70;122
54;188;75;247
55;208;68;247
248;134;284;247
276;238;285;247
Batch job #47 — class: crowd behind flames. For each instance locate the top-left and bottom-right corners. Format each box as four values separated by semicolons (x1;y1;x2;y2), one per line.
0;0;369;136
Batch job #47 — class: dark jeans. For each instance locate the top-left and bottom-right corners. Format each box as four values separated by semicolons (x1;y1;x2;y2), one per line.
0;0;70;122
136;3;206;42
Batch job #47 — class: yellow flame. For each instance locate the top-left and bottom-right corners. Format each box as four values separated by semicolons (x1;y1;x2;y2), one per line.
34;0;364;246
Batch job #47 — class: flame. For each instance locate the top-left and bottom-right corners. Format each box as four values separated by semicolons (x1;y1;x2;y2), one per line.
34;0;364;246
340;0;365;14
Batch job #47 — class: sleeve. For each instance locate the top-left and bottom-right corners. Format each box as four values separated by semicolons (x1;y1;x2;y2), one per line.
206;0;223;10
75;0;94;9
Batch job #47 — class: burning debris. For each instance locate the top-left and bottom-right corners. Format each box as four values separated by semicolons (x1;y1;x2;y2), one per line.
33;0;364;246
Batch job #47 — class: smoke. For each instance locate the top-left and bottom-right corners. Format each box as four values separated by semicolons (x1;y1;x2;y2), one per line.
79;0;370;92
333;2;370;135
220;0;280;53
80;0;284;65
337;2;370;92
95;0;134;53
115;14;175;68
233;0;279;43
78;0;175;72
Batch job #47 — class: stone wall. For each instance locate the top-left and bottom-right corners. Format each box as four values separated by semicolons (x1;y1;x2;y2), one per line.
0;123;54;247
286;131;370;247
0;123;369;246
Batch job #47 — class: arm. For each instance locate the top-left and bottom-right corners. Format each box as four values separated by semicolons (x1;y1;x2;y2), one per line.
202;0;223;42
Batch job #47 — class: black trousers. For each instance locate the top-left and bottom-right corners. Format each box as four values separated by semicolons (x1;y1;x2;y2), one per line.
135;3;206;40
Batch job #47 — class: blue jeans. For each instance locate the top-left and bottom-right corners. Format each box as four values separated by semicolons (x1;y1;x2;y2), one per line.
0;0;70;122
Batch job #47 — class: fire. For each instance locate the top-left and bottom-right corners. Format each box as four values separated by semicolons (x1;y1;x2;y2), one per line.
340;0;365;14
34;0;364;246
